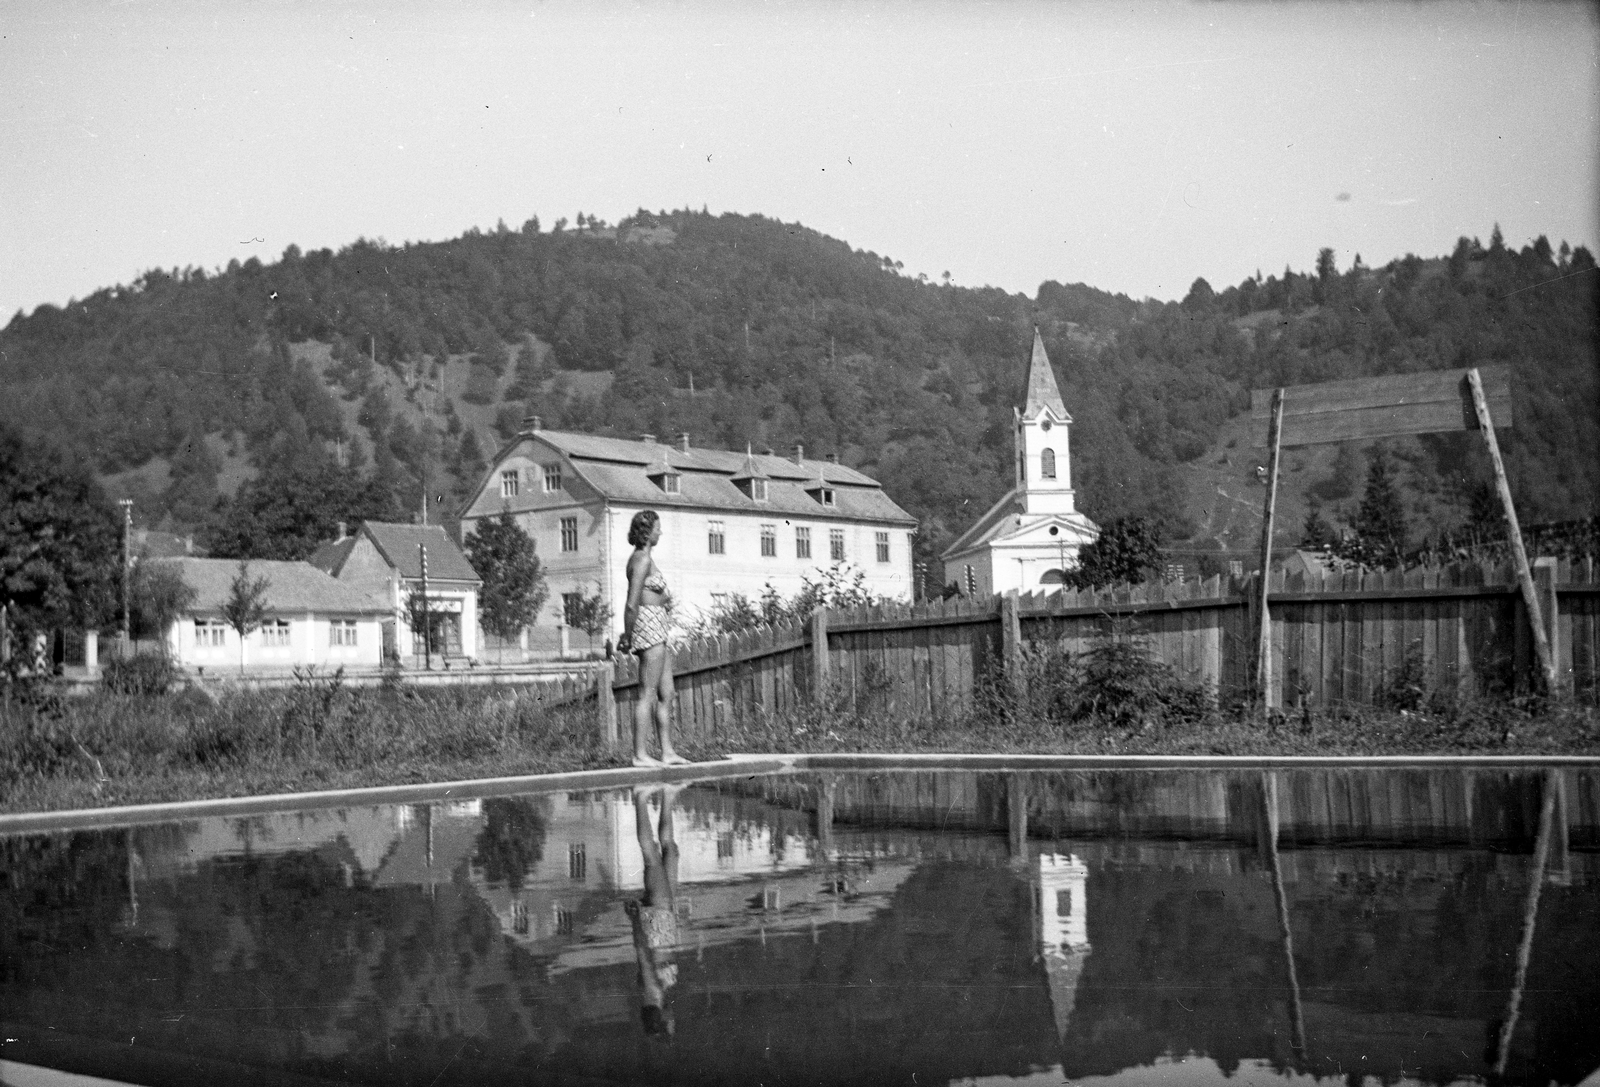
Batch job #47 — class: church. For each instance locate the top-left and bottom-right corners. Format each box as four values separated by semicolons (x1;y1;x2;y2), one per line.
940;330;1100;596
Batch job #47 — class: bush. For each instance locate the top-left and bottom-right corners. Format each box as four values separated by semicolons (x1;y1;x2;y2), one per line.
103;654;179;695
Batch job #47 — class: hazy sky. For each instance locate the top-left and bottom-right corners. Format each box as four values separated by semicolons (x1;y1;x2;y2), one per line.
3;0;1596;321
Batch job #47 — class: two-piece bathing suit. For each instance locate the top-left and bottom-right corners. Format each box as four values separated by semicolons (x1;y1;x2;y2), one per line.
632;569;673;652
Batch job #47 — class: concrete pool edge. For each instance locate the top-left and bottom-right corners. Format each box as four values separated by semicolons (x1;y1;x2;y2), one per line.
4;750;1599;835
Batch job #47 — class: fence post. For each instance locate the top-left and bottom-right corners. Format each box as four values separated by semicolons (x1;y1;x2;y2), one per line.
84;629;99;677
595;662;618;748
1001;590;1023;702
810;608;830;698
1532;558;1564;696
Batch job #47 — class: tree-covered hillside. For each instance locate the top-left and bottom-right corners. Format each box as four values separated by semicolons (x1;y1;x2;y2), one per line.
2;210;1594;583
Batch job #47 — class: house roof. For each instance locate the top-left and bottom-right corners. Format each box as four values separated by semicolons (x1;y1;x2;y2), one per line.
359;522;482;583
306;535;358;577
153;558;388;616
467;429;915;526
1024;328;1069;420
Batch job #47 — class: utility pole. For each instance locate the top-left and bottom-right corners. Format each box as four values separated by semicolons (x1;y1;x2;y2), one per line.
418;543;432;671
118;499;134;653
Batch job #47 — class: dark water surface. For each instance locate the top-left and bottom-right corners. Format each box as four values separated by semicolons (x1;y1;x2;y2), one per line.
3;767;1598;1087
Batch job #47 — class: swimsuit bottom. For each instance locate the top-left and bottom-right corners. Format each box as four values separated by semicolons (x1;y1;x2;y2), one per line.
633;603;672;652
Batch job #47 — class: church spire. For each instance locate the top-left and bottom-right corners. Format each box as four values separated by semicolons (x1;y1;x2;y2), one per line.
1023;327;1068;420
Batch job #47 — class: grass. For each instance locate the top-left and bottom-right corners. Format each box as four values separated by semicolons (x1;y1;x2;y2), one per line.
3;648;1598;814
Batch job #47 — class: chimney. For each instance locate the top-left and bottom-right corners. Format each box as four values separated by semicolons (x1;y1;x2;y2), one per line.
336;521;347;542
521;415;542;432
761;446;775;456
639;433;656;444
678;432;691;452
793;442;804;465
184;535;194;554
826;453;838;464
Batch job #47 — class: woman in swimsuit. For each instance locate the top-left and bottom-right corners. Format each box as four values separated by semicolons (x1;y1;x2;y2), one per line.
620;510;685;767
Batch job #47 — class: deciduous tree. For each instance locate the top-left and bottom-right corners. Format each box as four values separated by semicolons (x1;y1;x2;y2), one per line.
464;510;548;658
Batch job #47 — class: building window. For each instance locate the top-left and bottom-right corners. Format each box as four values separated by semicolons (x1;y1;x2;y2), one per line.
543;463;562;492
261;620;291;648
829;528;845;562
717;832;735;862
194;620;226;648
330;620;358;647
818;487;836;507
760;524;776;557
561;592;583;626
560;516;578;552
500;470;519;498
512;900;530;935
965;564;976;595
554;905;575;935
795;526;811;559
708;519;725;555
876;531;890;563
751;478;768;501
1041;448;1057;479
568;842;587;881
656;471;680;494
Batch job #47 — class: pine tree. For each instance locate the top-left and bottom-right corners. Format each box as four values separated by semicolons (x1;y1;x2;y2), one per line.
1349;447;1409;567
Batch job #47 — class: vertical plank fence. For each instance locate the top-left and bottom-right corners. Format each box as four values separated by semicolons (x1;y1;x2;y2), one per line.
605;559;1600;747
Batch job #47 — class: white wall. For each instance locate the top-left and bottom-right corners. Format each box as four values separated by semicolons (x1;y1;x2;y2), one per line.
166;614;383;672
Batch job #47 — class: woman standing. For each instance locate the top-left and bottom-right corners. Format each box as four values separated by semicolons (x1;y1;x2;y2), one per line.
620;510;686;767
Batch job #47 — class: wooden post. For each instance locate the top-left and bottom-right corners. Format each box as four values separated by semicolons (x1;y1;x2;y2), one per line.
1492;769;1559;1078
1001;589;1023;703
1255;388;1285;711
810;608;830;698
595;662;618;748
1263;772;1306;1058
1468;368;1558;695
1532;557;1564;696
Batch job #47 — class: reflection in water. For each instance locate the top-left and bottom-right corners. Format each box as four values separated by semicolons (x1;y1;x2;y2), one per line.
1;767;1597;1086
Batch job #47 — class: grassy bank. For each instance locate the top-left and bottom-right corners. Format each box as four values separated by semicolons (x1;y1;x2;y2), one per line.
4;660;1598;814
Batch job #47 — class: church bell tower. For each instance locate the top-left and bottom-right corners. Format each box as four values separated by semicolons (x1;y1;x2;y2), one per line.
1013;329;1076;516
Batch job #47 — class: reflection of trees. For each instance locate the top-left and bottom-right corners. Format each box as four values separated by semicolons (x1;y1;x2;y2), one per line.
471;797;551;891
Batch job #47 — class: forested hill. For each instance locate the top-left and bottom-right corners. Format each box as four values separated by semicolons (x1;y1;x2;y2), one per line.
2;209;1595;578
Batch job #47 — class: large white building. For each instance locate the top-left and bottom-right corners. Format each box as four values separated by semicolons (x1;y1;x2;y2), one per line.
460;424;918;650
941;330;1100;596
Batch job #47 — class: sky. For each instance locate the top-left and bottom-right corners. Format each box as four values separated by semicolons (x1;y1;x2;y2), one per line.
3;0;1596;321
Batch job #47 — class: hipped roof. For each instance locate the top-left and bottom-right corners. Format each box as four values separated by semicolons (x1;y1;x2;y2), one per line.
153;558;388;616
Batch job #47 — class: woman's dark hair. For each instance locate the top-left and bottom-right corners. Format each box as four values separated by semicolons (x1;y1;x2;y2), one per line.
628;509;660;548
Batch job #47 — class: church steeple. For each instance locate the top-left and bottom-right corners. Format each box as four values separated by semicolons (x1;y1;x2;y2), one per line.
1013;328;1076;515
1023;328;1069;422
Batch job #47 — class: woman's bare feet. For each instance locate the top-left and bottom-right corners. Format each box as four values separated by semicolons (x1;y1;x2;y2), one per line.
632;754;662;768
661;753;690;766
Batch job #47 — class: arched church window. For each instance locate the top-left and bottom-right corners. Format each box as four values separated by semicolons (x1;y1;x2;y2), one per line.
1040;569;1067;586
1041;448;1056;479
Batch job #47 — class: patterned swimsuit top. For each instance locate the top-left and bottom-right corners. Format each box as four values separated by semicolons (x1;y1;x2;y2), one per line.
643;569;669;594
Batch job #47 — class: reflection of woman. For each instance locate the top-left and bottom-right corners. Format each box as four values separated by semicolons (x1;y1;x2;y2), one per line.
619;510;685;767
625;785;681;1037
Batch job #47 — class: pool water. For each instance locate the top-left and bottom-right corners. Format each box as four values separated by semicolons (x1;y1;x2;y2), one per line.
2;767;1597;1086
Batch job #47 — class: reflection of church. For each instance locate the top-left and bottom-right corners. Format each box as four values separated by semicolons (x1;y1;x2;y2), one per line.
941;330;1100;596
1035;852;1092;1043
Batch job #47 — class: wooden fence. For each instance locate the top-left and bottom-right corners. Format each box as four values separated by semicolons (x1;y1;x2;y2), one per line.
610;557;1600;745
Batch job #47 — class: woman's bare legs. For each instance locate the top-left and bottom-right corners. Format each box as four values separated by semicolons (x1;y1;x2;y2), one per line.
656;649;686;764
634;644;666;766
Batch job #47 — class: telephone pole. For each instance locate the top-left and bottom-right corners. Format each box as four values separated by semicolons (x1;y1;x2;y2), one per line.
118;499;134;653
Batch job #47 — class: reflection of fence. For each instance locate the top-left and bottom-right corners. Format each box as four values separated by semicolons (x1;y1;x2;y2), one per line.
609;558;1600;742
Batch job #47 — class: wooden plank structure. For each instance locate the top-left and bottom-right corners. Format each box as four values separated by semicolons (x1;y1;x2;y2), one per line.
1247;365;1555;708
602;559;1597;747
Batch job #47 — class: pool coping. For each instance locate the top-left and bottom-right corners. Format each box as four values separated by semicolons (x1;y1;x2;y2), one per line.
3;751;1598;835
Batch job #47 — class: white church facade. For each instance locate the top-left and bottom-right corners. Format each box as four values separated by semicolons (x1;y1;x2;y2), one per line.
941;330;1099;596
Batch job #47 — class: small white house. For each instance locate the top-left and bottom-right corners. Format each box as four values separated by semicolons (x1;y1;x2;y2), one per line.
155;557;388;673
309;522;482;664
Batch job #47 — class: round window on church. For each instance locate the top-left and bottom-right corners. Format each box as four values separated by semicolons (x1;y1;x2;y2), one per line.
1049;526;1059;536
1041;419;1053;432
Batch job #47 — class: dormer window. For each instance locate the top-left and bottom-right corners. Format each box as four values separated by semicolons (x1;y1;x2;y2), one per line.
818;487;835;507
662;473;680;494
648;462;682;494
751;478;768;502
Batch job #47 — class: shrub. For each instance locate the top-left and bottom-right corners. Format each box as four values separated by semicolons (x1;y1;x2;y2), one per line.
103;654;179;695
